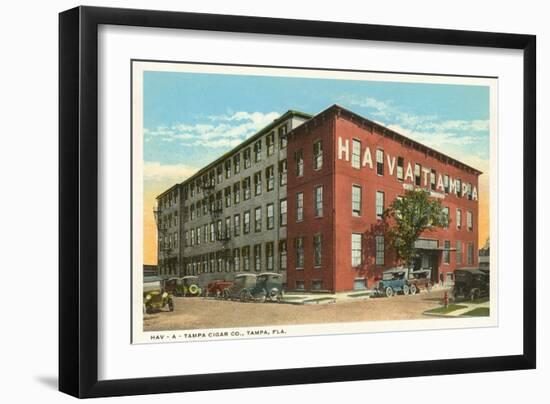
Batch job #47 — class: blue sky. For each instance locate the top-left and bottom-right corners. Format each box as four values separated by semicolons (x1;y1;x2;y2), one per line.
142;69;490;183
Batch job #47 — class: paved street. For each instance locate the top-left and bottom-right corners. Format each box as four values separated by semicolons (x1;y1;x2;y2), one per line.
144;289;450;332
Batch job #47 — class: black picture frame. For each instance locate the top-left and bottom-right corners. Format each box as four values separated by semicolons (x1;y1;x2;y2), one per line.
59;5;536;398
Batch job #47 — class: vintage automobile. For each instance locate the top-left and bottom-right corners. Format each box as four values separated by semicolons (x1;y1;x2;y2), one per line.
374;268;411;297
453;267;489;301
163;277;179;295
143;277;174;314
254;272;284;302
408;269;433;294
179;276;202;297
204;280;234;298
225;273;258;302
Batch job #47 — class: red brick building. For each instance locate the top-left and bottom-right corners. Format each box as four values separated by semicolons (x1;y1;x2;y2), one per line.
286;105;481;293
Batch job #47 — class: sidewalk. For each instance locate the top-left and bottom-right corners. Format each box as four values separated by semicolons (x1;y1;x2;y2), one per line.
282;290;374;305
423;300;490;317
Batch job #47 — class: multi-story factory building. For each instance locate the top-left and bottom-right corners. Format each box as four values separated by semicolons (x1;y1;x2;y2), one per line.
155;110;311;283
155;105;481;292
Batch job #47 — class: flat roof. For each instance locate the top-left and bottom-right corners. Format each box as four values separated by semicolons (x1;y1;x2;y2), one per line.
290;104;483;176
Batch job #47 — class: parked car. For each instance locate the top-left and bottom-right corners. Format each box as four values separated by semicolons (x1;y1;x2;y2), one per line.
178;276;202;297
375;268;411;297
163;277;179;295
453;267;489;301
143;277;174;314
408;269;433;294
225;274;258;302
253;273;284;302
205;280;234;298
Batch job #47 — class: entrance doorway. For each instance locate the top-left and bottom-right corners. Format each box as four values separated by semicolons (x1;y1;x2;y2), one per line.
413;250;440;284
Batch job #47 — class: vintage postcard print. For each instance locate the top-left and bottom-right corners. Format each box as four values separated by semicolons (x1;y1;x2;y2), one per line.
131;61;497;344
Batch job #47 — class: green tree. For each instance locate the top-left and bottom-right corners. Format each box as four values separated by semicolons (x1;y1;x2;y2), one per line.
382;189;447;266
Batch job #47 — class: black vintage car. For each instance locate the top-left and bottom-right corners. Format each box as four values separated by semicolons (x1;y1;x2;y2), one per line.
225;273;284;302
453;267;489;301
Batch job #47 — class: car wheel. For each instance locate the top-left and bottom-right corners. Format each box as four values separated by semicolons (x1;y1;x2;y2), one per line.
403;285;410;295
276;291;283;303
385;287;393;298
410;284;417;295
223;289;230;300
239;290;249;302
145;305;153;314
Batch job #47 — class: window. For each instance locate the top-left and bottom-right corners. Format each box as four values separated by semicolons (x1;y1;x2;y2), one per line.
313;140;323;170
279;124;288;148
279;159;287;186
266;203;275;230
266;242;274;270
225;216;231;239
376;149;384;175
190;183;195;197
233;214;240;237
467;183;473;200
190;203;195;220
457;178;463;197
443;240;451;264
351;233;362;267
254;244;262;271
456;209;462;230
430;169;436;191
216;220;222;240
296;237;304;269
233;182;240;204
314;234;322;267
233;249;240;272
254;171;262;196
255;206;262;232
266;166;274;191
242;246;250;271
295;280;305;290
467;210;473;231
354;278;367;291
397;157;404;181
209;223;215;242
196;201;201;218
190;228;195;246
217;165;223;184
295;149;304;176
280;199;287;226
376;191;385;219
352;185;362;216
224;187;231;208
203;224;208;243
312;280;323;291
202;199;208;215
243;177;251;200
375;236;385;265
243;211;250;234
244;148;251;169
254;140;262;162
444;174;450;193
184;231;189;247
456;241;463;264
296;192;304;222
196;227;201;245
467;242;474;265
314;186;323;217
224;159;231;179
233;154;240;174
210;253;215;273
217;252;223;272
279;240;287;270
443;207;450;229
267;132;274;156
352;139;361;168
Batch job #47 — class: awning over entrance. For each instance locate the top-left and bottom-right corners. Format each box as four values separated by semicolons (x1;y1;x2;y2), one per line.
414;239;439;250
414;238;455;251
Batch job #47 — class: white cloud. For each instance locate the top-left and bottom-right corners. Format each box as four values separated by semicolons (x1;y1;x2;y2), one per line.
143;162;198;183
145;111;281;149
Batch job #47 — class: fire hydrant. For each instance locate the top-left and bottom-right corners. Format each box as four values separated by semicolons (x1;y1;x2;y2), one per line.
443;291;449;308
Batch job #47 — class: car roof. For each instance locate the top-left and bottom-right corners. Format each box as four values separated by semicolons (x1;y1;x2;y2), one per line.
235;273;257;278
182;275;199;279
258;272;282;277
383;267;408;274
455;267;487;275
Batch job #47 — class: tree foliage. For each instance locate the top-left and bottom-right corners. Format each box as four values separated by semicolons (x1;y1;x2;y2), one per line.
382;189;447;266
